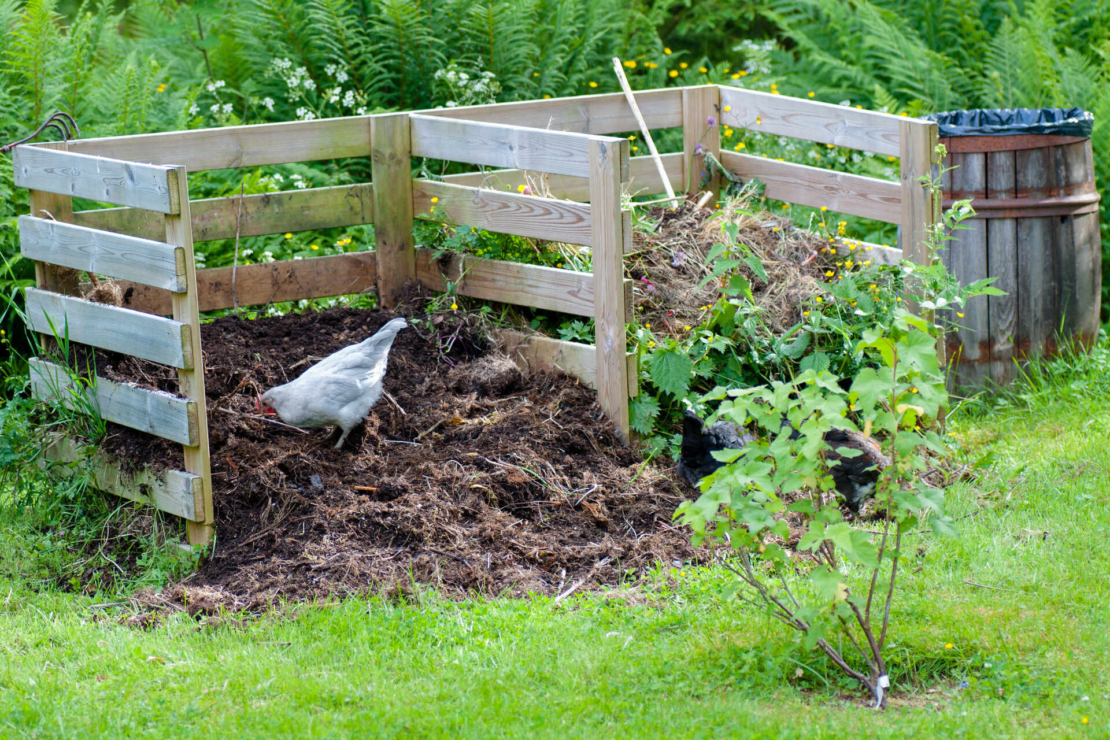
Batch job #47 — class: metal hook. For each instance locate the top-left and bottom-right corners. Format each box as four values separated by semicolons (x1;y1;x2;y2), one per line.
0;111;82;154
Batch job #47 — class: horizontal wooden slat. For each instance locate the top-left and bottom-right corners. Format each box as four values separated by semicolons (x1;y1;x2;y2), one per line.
14;146;179;213
42;434;201;521
719;87;906;157
414;180;593;245
74;184;375;244
63;117;370;173
421;88;683;135
24;288;192;368
442;152;683;203
111;251;379;316
411;114;618;179
415;249;603;317
721;150;903;223
498;330;638;398
20;216;185;290
29;358;197;445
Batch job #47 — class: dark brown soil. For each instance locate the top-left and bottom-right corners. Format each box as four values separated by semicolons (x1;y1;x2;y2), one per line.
88;289;699;614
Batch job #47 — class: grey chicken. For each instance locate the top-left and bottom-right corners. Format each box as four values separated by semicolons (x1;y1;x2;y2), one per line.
677;409;889;512
257;317;407;449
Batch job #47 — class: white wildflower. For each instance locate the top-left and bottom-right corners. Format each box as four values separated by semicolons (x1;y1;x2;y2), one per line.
222;103;233;115
262;97;275;112
188;103;199;116
242;249;254;257
335;69;348;83
325;64;337;76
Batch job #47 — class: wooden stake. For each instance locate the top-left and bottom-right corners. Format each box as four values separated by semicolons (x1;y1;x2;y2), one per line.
611;58;675;205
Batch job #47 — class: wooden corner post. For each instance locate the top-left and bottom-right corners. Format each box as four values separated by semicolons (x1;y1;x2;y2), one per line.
899;119;939;309
371;113;416;309
589;137;630;442
682;85;722;202
164;166;214;547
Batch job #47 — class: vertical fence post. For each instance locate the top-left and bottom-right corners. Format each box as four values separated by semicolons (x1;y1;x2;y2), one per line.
589;137;630;443
164;166;213;548
28;142;77;351
682;85;722;202
899;120;939;311
371;113;416;309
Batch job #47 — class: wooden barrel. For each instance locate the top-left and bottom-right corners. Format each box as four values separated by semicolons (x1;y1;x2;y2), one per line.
940;132;1101;389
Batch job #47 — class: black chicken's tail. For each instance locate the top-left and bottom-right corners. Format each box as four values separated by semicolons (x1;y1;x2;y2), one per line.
680;410;706;460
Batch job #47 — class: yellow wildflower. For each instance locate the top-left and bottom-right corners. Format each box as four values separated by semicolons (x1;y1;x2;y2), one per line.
156;83;167;93
734;142;745;150
803;311;810;317
589;81;598;88
311;244;319;250
664;47;672;54
624;60;636;69
825;270;834;277
669;70;678;78
957;312;965;318
543;94;551;99
517;184;526;193
680;62;688;69
820;206;828;212
756;117;762;124
807;91;815;98
731;73;740;80
632;145;639;152
682;326;690;331
451;303;458;310
723;105;731;112
815;296;823;303
431;197;439;203
648;341;655;348
739;70;748;76
698;66;708;73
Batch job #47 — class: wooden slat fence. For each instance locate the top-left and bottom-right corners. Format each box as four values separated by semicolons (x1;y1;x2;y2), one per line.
17;85;938;545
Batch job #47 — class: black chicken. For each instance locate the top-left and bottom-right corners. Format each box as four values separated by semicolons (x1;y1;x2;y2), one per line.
676;410;889;513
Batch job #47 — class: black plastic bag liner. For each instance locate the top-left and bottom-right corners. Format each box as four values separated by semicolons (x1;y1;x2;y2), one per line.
925;108;1093;138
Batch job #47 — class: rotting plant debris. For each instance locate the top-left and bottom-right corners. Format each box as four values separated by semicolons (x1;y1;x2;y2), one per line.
80;288;703;614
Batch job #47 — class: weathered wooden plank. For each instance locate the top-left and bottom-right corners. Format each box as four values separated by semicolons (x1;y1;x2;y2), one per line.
75;184;375;244
1015;146;1056;361
415;249;598;318
371;113;416;310
985;150;1018;386
413;180;593;246
20;216;185;291
112;252;379;316
589;138;631;442
945;152;989;389
28;143;79;353
25;288;192;368
420;88;683;135
15;145;179;214
498;330;638;398
29;358;197;446
64;117;371;173
440;152;683;202
164;166;213;547
42;434;201;521
1073;212;1102;343
410;114;615;179
719;87;902;157
682;85;721;199
899;120;939;311
720;151;902;223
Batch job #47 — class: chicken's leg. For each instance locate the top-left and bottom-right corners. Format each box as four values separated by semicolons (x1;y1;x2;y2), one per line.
334;425;352;449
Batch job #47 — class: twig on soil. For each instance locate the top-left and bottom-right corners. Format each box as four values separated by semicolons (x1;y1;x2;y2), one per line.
383;390;406;416
964;580;1008;591
384;439;422;446
215;406;309;434
554;578;584;603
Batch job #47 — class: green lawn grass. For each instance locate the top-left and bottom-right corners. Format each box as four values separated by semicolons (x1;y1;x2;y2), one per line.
2;356;1109;738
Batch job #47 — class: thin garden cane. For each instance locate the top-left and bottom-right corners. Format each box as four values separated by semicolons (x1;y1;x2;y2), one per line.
611;58;677;207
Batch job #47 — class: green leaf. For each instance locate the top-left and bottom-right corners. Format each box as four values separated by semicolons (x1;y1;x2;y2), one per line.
629;395;661;436
647;350;694;397
781;331;811;360
799;352;830;374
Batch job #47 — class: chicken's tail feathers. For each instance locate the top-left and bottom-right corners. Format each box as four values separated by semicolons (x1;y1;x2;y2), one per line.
680;410;706;459
361;317;408;347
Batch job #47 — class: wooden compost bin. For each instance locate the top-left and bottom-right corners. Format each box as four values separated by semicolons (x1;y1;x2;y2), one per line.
16;85;937;548
940;122;1101;389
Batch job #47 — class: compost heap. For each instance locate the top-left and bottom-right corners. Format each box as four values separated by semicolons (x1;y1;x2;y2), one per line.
90;289;696;613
